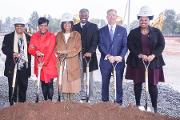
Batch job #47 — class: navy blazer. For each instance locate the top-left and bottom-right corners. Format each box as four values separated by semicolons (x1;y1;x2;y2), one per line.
98;25;127;69
126;26;165;69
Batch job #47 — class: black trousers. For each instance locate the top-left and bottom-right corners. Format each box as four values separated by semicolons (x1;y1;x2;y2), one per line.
8;66;28;103
134;82;158;109
41;79;54;100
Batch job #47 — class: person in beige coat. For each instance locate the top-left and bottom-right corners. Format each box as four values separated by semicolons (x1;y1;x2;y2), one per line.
56;13;82;100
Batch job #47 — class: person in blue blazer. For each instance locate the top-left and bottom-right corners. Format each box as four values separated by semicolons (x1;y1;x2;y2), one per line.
98;9;128;105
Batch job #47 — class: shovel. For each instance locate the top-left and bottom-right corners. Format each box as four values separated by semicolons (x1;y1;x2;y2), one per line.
112;62;118;103
35;55;44;103
138;60;151;112
10;58;18;105
57;53;67;102
82;56;91;102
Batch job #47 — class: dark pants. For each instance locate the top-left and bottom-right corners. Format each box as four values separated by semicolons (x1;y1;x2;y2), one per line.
8;66;28;103
41;79;54;100
100;63;124;104
134;82;158;110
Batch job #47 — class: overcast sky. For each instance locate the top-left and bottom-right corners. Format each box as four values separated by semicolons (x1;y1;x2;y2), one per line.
0;0;180;24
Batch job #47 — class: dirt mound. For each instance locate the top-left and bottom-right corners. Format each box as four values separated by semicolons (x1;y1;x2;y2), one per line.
0;101;179;120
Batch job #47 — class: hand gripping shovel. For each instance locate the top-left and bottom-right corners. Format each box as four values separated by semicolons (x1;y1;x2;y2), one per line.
138;60;151;112
10;58;18;105
35;55;44;103
57;53;67;102
112;62;118;103
84;57;91;102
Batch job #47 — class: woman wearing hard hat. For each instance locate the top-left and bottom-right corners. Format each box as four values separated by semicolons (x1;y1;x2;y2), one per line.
2;17;31;105
28;17;58;101
125;6;165;113
55;13;82;101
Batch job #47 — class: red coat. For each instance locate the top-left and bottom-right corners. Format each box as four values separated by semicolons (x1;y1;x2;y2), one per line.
28;32;58;83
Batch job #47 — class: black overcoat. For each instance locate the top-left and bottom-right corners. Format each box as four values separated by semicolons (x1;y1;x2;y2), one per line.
126;26;165;69
74;22;99;72
1;32;31;78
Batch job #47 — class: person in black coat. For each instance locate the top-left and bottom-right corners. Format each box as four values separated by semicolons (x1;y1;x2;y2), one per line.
74;8;99;101
125;6;165;113
1;17;31;105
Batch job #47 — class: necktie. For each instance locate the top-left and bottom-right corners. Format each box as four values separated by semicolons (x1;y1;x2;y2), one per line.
109;26;114;41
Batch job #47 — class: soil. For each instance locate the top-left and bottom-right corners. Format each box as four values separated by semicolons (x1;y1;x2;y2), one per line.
0;101;179;120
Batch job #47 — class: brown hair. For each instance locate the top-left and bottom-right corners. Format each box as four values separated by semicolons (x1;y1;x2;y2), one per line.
61;21;74;33
107;9;117;15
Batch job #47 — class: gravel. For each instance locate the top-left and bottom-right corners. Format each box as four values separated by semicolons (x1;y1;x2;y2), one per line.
0;76;180;118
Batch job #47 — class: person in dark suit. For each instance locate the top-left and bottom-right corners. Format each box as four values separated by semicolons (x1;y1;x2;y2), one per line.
125;6;165;113
98;9;127;105
74;8;99;101
1;17;31;105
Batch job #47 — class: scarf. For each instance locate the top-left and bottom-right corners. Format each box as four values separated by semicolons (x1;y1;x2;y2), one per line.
13;31;28;70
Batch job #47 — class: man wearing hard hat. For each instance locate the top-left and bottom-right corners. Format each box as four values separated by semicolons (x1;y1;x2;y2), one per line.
1;17;31;105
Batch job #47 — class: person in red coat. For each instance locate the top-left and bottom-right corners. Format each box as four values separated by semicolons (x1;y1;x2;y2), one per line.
28;17;58;101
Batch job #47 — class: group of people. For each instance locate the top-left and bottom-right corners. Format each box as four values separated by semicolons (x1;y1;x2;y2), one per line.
2;6;165;113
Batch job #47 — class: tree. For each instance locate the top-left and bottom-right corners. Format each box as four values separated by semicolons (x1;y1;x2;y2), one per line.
29;11;39;31
130;20;139;30
174;23;180;34
47;15;60;32
163;9;177;35
4;17;14;32
89;18;106;28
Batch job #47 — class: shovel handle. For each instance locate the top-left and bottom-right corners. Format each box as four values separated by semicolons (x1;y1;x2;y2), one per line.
57;58;66;102
142;60;150;91
112;61;119;102
36;61;43;103
84;56;91;65
37;55;44;63
84;56;91;102
142;60;150;69
142;60;151;111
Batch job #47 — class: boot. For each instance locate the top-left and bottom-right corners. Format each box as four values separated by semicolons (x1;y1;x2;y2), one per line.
153;107;157;113
134;83;142;106
149;84;158;113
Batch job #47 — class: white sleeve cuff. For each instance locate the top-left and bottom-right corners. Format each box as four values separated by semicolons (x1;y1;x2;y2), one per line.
104;55;109;60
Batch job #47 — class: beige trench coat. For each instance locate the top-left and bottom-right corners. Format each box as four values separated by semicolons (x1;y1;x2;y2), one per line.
55;31;82;93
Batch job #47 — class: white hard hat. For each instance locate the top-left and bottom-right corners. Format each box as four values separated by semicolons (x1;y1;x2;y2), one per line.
14;17;25;25
137;6;153;18
61;13;73;23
